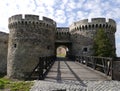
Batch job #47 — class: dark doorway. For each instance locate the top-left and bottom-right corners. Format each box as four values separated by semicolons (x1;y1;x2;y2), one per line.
56;45;69;58
55;42;72;59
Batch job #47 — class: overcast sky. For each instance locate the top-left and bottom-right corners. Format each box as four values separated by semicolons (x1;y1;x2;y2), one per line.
0;0;120;56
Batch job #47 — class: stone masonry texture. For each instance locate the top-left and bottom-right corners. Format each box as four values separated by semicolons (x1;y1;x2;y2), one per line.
0;32;8;73
5;14;117;79
30;80;120;91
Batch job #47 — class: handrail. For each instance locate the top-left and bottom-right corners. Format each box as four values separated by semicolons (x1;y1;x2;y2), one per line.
71;55;113;79
27;55;56;80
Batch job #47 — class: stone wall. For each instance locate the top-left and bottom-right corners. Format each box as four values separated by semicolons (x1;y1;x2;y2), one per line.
69;18;116;56
7;14;56;79
0;32;8;73
7;14;117;79
56;27;70;42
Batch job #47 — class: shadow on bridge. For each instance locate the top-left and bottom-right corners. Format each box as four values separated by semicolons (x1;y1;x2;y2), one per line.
45;57;87;86
56;57;84;82
64;60;87;86
56;60;61;82
45;57;110;85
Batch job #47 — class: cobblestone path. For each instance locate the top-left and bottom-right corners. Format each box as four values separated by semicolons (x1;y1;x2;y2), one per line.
30;80;120;91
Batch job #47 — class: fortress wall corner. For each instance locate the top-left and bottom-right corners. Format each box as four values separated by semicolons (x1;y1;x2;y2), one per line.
7;14;56;79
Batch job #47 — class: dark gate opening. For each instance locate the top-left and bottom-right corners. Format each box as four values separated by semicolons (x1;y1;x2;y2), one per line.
56;46;69;58
55;42;72;59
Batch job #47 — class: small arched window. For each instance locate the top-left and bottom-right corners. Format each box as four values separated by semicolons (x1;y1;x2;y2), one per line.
47;46;50;50
14;44;17;48
83;47;88;52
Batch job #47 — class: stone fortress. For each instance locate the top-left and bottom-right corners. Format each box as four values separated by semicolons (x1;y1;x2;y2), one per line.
0;14;116;79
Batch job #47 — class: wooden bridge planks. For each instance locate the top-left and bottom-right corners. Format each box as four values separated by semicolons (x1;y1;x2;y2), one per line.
45;58;110;82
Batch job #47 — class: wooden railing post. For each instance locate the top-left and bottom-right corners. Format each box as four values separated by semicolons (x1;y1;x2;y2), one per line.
38;57;44;80
92;57;96;70
75;55;113;80
27;55;56;80
85;56;88;66
102;58;105;74
78;56;80;63
111;59;113;80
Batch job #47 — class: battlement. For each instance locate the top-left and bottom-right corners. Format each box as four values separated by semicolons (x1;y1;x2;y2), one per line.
75;19;88;25
9;14;22;22
69;18;116;33
43;17;56;25
91;18;106;23
8;14;56;26
9;14;39;22
57;27;69;32
56;27;70;37
25;15;39;20
109;19;116;26
56;27;70;41
70;18;116;27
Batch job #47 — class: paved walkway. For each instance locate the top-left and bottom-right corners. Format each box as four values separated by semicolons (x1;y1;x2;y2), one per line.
30;80;120;91
45;58;110;82
30;58;120;91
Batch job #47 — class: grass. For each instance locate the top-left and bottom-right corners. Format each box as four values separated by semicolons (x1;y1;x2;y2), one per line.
9;81;33;91
0;74;33;91
57;53;66;57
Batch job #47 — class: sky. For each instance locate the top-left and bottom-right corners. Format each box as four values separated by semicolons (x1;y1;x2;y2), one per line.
0;0;120;56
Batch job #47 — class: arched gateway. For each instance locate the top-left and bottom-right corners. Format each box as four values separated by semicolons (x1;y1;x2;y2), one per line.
7;14;116;79
55;27;72;57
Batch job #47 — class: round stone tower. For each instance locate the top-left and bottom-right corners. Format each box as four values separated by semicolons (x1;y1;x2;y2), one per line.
7;14;56;79
69;18;116;56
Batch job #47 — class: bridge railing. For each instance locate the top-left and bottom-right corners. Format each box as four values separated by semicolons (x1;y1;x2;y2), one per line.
73;55;113;79
27;55;56;80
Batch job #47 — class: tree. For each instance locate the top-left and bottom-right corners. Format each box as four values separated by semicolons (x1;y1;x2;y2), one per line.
93;28;115;57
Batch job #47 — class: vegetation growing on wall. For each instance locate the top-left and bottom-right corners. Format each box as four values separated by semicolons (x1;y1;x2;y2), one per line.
93;28;115;57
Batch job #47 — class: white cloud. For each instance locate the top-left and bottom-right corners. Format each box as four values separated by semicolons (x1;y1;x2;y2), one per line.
65;0;77;11
76;11;88;20
60;3;66;10
67;0;76;10
59;0;69;10
115;21;120;40
67;12;76;25
0;0;120;56
40;0;56;7
54;10;66;24
62;0;68;5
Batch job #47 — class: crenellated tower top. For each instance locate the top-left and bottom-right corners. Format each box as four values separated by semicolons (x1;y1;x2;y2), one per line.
69;18;116;33
8;14;56;29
